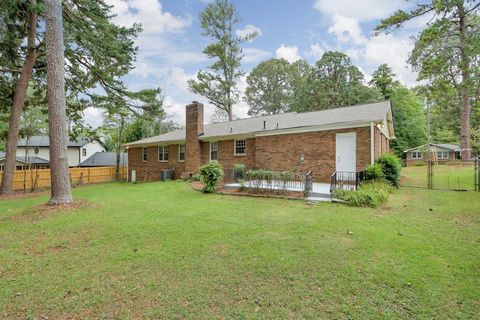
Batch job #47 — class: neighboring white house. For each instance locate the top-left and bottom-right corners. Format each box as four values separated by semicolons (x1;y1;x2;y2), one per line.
16;136;106;167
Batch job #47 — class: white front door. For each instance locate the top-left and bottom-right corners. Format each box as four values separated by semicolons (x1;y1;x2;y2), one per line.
336;132;356;172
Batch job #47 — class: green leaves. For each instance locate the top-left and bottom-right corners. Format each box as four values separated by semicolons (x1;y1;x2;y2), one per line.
189;0;253;120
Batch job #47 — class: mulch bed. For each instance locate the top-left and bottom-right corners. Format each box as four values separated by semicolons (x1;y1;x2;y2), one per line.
10;199;96;223
190;181;304;200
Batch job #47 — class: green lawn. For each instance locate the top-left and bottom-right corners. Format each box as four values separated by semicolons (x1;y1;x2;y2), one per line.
1;182;479;319
402;164;477;190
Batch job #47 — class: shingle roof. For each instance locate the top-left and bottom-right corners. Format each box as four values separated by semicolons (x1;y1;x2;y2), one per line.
0;152;50;164
126;101;392;147
79;152;128;167
403;143;461;153
17;135;97;147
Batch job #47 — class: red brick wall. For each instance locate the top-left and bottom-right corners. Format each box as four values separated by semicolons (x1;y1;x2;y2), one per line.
128;127;386;183
255;127;371;182
128;145;185;181
185;102;204;173
200;138;256;170
374;127;390;158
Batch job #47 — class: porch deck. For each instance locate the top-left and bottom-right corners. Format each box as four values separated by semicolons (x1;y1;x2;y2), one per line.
223;180;331;202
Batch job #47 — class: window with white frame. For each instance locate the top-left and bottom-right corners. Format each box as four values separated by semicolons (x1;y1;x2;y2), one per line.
158;146;169;162
234;139;246;155
411;151;422;159
210;142;218;160
178;144;185;162
142;147;147;162
437;151;448;159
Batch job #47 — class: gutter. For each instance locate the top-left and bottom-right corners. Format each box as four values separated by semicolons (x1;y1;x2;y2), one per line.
370;122;375;164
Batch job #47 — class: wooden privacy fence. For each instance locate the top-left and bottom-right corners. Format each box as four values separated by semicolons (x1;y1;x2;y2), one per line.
0;166;127;191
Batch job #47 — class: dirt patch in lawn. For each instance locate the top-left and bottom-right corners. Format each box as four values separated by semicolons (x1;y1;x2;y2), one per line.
0;190;49;201
10;199;96;223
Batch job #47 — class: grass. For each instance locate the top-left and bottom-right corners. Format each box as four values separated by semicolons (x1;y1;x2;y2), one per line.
1;181;479;319
402;164;477;190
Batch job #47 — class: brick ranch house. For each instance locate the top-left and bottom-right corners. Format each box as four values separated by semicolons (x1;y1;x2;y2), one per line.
125;101;394;183
404;143;461;166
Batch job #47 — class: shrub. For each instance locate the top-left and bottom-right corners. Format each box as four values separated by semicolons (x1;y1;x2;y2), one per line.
332;182;393;208
365;163;384;182
376;154;401;187
199;161;224;193
233;163;247;182
191;173;202;181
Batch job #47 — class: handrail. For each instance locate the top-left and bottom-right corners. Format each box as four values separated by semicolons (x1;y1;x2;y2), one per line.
330;170;366;193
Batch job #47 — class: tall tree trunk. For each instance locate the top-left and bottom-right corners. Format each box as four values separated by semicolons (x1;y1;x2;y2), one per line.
458;3;471;160
45;0;72;205
0;0;37;195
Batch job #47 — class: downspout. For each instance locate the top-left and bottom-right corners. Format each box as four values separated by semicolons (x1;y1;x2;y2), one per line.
126;147;129;182
370;122;374;164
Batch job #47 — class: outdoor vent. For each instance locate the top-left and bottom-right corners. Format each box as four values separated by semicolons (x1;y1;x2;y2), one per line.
263;120;266;129
230;127;233;133
276;123;279;129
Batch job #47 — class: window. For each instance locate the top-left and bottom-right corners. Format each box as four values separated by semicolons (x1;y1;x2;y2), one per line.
178;144;185;162
234;139;246;155
437;151;448;159
411;151;422;159
142;148;148;162
158;146;169;162
210;142;218;161
82;148;87;157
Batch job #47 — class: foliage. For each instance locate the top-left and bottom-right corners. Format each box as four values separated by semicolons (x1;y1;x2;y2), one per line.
376;0;480;159
244;58;292;115
369;64;399;99
244;169;296;193
233;163;247;182
332;181;393;208
288;60;318;112
389;86;428;156
199;161;224;193
188;0;255;120
314;51;383;110
365;164;384;182
376;154;402;187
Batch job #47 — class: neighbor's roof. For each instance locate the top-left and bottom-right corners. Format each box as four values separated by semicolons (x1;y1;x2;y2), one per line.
79;152;128;167
403;143;461;153
17;135;100;148
126;101;393;147
0;152;50;164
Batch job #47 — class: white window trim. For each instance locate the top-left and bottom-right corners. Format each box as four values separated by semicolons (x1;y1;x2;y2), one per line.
210;141;218;161
158;146;169;162
234;139;247;156
142;147;147;162
412;151;423;159
178;144;185;162
437;151;448;160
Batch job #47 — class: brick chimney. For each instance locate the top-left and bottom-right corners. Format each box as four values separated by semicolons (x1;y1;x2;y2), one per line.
185;101;204;174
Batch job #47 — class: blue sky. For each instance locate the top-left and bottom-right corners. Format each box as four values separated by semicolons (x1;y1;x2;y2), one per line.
85;0;429;126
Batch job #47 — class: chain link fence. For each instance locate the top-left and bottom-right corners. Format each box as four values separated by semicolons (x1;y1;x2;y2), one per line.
401;160;479;191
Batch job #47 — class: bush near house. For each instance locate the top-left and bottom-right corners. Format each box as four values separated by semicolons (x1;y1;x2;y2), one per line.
332;181;393;208
376;154;402;187
365;163;384;182
199;161;224;193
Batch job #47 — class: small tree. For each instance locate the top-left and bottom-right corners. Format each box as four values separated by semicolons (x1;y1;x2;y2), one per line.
376;154;402;187
199;161;224;193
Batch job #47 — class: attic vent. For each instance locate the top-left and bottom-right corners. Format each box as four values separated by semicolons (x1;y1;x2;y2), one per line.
263;121;266;129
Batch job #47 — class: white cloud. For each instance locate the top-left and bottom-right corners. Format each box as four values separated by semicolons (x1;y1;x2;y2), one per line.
236;24;262;39
328;14;367;45
83;107;104;128
275;44;301;63
106;0;191;34
307;43;325;60
313;0;407;22
242;48;271;64
364;33;417;86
